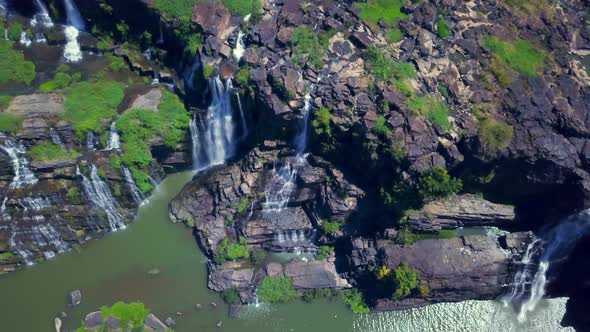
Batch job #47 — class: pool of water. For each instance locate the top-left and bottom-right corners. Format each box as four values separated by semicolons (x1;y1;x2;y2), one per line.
0;171;575;331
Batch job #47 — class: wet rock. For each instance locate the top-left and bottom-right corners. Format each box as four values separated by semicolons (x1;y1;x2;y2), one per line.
144;313;167;330
105;315;120;329
192;1;233;40
68;289;82;307
208;263;255;291
283;259;351;290
84;311;102;329
165;317;176;327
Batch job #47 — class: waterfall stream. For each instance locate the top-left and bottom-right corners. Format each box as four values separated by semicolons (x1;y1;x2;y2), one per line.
31;0;54;28
105;122;120;151
77;165;126;231
0;137;38;189
504;209;590;322
122;165;144;204
190;77;240;170
233;30;245;62
49;128;66;150
63;0;85;31
63;25;82;62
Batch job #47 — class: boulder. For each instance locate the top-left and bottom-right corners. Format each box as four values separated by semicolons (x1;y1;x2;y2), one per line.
192;1;233;40
129;88;162;111
282;259;351;290
68;289;82;307
84;311;102;329
208;263;254;291
144;313;167;331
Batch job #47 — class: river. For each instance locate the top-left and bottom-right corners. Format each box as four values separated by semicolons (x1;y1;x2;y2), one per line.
0;171;574;331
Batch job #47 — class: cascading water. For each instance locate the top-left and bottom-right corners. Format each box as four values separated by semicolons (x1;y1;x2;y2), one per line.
49;128;66;150
63;25;82;62
63;0;85;30
77;165;126;231
233;30;245;62
263;88;313;211
504;209;590;322
86;131;97;151
1;197;10;220
0;137;38;189
105;122;120;151
122;165;144;204
31;0;54;28
190;77;239;170
19;32;32;47
184;56;201;90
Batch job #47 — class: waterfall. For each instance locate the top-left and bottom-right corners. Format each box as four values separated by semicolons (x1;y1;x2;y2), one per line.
122;165;144;204
235;90;248;140
31;0;54;28
294;89;313;155
0;138;38;189
86;131;96;151
63;26;82;62
156;24;164;45
19;32;32;47
49;128;66;150
190;77;239;170
233;30;245;62
63;0;85;31
77;165;126;231
184;56;201;90
105;122;120;151
505;210;590;322
1;197;10;220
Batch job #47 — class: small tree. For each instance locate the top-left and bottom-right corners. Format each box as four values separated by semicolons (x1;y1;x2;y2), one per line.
416;167;462;201
392;262;419;300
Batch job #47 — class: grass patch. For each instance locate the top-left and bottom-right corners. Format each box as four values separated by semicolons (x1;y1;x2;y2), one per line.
364;47;416;96
64;81;125;138
483;37;545;77
395;228;455;245
153;0;198;21
0;95;13;110
39;66;81;92
0;40;36;85
437;18;450;38
292;26;325;69
235;66;250;86
316;245;334;260
100;302;149;329
0;113;23;133
321;221;341;235
303;288;339;302
116;90;189;192
312;107;332;137
257;276;297;303
214;238;250;264
27;143;74;162
406;95;451;131
373;115;392;137
477;116;514;154
223;0;262;17
355;0;407;27
342;288;370;314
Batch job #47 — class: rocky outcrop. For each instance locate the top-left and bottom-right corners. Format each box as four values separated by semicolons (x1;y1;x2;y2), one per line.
406;194;515;232
82;311;167;331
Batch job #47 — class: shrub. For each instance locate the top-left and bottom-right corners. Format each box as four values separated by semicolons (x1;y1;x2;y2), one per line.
100;302;149;329
320;221;341;235
483;37;545;77
257;276;297;303
406;95;451;131
214;238;249;264
0;113;23;133
39;72;74;92
419;283;430;297
67;187;83;205
416;167;462;201
250;248;267;264
387;28;403;43
392;262;419;300
234;66;250;86
316;245;334;260
292;26;325;69
303;288;339;302
478;117;513;154
373;116;392;137
64;81;125;138
437;18;450;38
364;47;416;84
223;0;262;17
222;288;240;304
312;107;332;137
108;55;127;72
27;143;73;162
342;288;370;314
0;40;36;85
7;23;22;42
375;265;392;281
236;197;251;214
203;64;214;79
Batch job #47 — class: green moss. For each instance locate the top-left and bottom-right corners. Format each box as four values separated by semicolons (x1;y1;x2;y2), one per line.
214;238;250;264
27;143;73;162
292;26;325;69
387;28;403;43
250;248;267;264
0;95;13;110
7;22;22;42
406;95;451;131
312;107;332;137
222;288;240;304
395;228;456;245
67;187;83;205
110;156;123;171
355;0;407;27
153;0;197;21
0;252;16;261
108;55;127;72
342;288;370;314
222;0;262;17
100;302;149;329
316;245;334;260
64;81;125;138
257;276;297;303
437;18;450;38
478;117;514;154
236;197;251;214
0;113;23;133
321;221;341;235
39;71;75;92
235;66;250;86
483;37;545;77
373;115;392;137
203;64;214;79
0;40;36;85
392;262;419;300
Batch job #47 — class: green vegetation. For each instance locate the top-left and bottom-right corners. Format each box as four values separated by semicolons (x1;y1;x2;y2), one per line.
0;95;13;110
27;143;73;162
222;288;240;304
392;262;419;300
236;197;251;214
395;228;455;245
257;276;297;303
292;26;325;69
437;18;450;38
64;81;125;138
316;245;334;260
364;47;416;97
303;288;339;302
320;221;341;235
153;0;197;21
342;288;370;314
110;155;123;171
373;116;392;137
116;90;189;192
483;37;545;78
355;0;407;27
387;28;403;43
100;301;149;329
203;64;214;79
214;238;250;264
7;22;22;42
0;113;23;133
108;55;127;72
375;265;392;281
477;116;514;155
416;167;462;201
223;0;262;17
67;187;83;205
250;248;267;264
0;40;36;85
0;252;16;261
312;107;332;137
39;65;81;92
234;66;250;86
406;95;451;131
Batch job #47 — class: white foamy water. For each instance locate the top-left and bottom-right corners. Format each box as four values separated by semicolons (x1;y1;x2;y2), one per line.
233;30;245;62
63;26;82;62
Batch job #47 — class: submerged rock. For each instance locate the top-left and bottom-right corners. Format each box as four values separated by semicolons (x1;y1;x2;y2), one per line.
68;289;82;307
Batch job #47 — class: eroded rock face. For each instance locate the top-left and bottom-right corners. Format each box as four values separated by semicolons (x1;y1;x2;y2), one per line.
406;194;516;232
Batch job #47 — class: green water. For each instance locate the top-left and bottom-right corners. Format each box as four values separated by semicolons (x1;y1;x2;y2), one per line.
0;171;574;331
